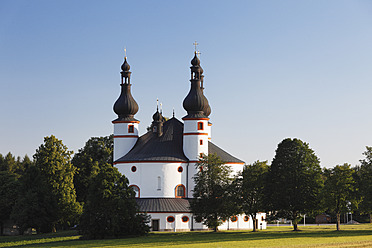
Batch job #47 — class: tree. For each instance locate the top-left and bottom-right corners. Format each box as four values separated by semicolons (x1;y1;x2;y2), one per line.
11;165;58;234
0;171;20;235
322;164;359;231
240;160;268;232
79;164;149;239
191;153;239;232
33;135;82;230
358;146;372;223
266;138;323;231
71;135;113;203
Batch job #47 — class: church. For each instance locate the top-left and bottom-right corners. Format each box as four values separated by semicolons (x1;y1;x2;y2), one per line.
112;48;266;231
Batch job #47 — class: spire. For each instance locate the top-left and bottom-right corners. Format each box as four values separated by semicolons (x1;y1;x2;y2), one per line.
113;54;139;121
152;103;164;137
183;44;211;118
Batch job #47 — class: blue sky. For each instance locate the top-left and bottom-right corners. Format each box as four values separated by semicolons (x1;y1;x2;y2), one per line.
1;0;372;168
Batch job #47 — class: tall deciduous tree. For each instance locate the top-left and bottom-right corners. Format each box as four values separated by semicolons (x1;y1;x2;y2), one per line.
191;153;239;232
359;146;372;223
266;138;323;231
80;164;149;239
240;160;268;232
0;171;20;235
33;135;82;230
11;165;58;234
322;164;359;231
72;135;113;203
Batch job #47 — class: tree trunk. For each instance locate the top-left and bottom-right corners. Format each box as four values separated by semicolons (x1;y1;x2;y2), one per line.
213;226;217;232
0;222;3;236
252;218;256;232
336;213;341;231
293;223;298;231
370;213;372;224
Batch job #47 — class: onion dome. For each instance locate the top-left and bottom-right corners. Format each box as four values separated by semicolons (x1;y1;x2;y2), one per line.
203;97;211;117
113;57;139;121
152;107;164;137
152;107;163;122
191;53;200;66
121;57;130;71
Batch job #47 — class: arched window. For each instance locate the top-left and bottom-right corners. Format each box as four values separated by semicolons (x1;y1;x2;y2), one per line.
175;184;186;198
128;125;134;133
129;185;140;198
197;122;204;130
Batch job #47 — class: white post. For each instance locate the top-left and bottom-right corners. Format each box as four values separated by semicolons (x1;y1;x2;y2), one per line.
304;214;306;226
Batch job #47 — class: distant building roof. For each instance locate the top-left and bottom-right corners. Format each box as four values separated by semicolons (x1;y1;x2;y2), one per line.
136;198;191;212
115;117;244;164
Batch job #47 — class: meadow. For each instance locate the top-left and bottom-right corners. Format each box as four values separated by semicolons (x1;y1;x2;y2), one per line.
0;224;371;248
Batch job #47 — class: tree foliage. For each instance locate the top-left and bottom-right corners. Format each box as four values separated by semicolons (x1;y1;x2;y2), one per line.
266;138;323;231
0;171;20;235
11;165;58;234
79;164;149;239
240;160;268;232
322;164;359;230
358;146;372;223
72;135;113;203
191;153;239;232
33;135;82;229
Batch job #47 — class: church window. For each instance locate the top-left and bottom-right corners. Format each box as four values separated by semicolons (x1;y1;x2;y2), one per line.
157;176;161;190
129;185;140;198
244;216;249;222
231;216;238;222
128;125;134;133
167;216;175;223
200;139;203;145
197;122;204;130
261;216;264;221
131;166;137;172
175;184;186;198
177;166;183;173
182;216;189;222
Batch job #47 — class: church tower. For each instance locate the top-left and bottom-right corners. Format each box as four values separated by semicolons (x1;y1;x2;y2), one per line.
112;54;140;161
182;52;210;161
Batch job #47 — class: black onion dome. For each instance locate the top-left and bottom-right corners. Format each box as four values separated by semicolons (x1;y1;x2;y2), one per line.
199;65;204;75
121;57;130;71
203;96;211;117
183;80;208;118
191;53;200;66
152;108;163;122
113;83;139;121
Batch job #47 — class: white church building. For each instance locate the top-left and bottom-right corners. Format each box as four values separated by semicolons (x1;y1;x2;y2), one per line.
112;50;266;231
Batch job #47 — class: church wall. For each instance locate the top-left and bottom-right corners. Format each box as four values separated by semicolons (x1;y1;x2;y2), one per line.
146;213;267;231
116;162;188;198
113;122;139;161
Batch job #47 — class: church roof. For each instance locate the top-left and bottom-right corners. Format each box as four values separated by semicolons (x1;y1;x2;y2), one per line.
208;142;244;164
115;118;244;164
136;198;191;213
116;118;188;163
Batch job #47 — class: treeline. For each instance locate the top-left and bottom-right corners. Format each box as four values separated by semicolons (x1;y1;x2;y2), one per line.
0;135;148;239
191;138;372;232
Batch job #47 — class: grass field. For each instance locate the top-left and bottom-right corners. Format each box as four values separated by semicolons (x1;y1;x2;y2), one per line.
0;224;371;248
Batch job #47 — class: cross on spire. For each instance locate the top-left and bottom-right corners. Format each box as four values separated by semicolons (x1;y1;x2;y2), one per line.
124;47;127;58
193;41;199;52
197;50;201;58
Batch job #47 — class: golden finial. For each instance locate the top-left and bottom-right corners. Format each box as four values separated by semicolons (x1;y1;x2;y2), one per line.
124;47;127;59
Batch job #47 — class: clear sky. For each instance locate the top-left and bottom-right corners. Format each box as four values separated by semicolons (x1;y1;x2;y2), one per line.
1;0;372;168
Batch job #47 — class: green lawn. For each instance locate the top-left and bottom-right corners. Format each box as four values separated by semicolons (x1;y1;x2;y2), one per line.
1;225;372;248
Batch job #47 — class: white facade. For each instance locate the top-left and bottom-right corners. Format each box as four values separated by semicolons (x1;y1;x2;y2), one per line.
116;162;189;198
147;212;267;232
182;118;209;161
113;121;139;161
